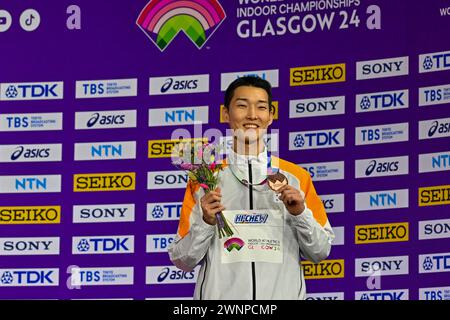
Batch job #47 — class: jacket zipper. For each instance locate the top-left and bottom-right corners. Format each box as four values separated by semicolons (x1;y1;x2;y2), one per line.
248;161;256;300
199;257;208;300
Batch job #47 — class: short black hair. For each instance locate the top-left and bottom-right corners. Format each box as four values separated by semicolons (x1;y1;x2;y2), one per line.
224;76;273;112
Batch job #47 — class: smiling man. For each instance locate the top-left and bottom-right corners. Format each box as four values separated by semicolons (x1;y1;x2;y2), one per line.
168;76;334;300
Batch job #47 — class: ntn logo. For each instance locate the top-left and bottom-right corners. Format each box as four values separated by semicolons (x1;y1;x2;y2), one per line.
370;193;396;206
432;155;450;168
165;109;196;122
15;178;46;190
91;144;122;157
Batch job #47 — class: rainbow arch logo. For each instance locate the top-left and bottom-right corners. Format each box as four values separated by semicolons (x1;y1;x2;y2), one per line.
224;238;245;252
137;0;226;51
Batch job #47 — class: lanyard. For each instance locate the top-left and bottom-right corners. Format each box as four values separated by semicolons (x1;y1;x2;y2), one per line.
228;151;279;187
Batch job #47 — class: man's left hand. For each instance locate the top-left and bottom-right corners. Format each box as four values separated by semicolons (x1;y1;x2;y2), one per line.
277;185;305;216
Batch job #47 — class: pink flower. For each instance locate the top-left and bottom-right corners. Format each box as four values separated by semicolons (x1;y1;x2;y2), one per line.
199;183;209;189
209;162;216;170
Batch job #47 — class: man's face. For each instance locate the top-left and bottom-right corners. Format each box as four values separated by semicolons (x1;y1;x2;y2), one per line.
223;86;273;149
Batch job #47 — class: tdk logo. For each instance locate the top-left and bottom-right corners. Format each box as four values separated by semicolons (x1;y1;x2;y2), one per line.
0;82;63;100
146;234;175;253
0;268;58;287
73;236;134;254
289;129;344;150
356;289;408;300
306;292;344;300
147;203;182;221
419;51;450;73
149;74;209;95
419;84;450;107
357;56;408;80
356;89;408;113
419;252;450;273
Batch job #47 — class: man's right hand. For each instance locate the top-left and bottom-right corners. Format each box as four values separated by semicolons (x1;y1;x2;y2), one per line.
200;187;225;225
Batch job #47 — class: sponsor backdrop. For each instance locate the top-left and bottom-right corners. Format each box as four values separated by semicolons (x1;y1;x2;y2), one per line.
0;0;449;300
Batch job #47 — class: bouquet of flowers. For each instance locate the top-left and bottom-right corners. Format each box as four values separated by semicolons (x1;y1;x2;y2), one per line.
172;140;234;239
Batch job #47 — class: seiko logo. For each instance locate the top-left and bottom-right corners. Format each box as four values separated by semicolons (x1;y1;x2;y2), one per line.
87;113;125;127
290;63;345;86
74;173;135;192
302;260;345;279
419;185;450;206
355;223;409;244
0;207;60;224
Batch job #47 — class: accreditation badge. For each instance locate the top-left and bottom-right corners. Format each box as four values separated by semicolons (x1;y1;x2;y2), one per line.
220;209;283;264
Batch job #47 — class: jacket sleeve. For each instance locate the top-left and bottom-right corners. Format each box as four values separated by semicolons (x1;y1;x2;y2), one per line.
290;173;335;264
168;180;216;272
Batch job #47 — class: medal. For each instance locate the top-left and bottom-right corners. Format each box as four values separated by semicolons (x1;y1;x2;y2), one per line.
267;172;288;193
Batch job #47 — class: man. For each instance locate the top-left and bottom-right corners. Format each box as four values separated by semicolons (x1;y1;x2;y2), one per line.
168;76;334;299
